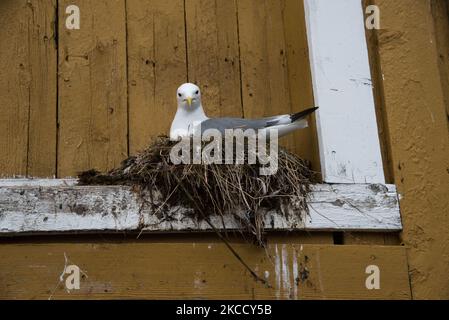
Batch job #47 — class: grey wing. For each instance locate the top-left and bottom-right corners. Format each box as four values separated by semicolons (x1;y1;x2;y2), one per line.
200;117;275;135
199;108;318;135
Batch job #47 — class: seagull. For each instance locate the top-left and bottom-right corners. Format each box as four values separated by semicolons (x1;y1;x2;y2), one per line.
170;83;318;141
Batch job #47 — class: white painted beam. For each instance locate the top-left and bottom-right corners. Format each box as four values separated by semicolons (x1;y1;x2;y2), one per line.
304;0;385;183
0;179;402;235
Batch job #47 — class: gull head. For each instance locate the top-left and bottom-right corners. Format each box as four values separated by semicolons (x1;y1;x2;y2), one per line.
177;83;202;111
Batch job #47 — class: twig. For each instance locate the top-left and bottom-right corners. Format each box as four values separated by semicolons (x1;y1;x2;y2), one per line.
173;174;270;287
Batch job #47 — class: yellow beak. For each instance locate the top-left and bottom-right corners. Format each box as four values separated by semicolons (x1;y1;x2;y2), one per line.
186;97;193;107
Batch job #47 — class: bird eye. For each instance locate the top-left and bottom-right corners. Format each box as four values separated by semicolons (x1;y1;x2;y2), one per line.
178;93;182;97
195;90;199;95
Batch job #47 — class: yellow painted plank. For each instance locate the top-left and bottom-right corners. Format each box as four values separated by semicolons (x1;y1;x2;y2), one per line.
237;0;318;165
431;0;449;129
0;242;410;300
237;0;291;128
344;232;400;245
267;232;334;244
127;0;187;154
363;0;394;184
374;0;449;299
281;0;320;172
185;0;243;118
0;1;57;177
58;0;128;177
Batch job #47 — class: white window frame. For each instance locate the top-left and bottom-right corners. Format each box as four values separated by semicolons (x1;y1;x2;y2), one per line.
304;0;385;184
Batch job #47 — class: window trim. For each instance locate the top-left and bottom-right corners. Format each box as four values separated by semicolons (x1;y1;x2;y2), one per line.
304;0;385;184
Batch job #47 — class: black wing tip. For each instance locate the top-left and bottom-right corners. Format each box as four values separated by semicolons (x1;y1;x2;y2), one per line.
290;107;319;122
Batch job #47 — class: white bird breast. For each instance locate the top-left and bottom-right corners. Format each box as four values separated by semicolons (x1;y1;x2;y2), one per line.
170;120;203;140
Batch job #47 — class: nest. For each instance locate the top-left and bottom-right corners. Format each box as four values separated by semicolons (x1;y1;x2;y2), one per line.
78;136;314;245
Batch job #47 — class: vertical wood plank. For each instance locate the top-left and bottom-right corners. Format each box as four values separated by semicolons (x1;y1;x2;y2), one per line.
237;0;295;152
431;0;449;129
363;0;394;184
374;0;449;299
127;0;187;154
185;0;242;118
281;0;320;171
27;1;58;177
304;0;386;183
58;0;128;177
238;0;291;119
0;1;31;177
0;1;57;177
236;0;319;164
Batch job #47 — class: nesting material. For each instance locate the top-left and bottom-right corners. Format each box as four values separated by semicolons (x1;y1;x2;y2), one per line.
78;136;314;244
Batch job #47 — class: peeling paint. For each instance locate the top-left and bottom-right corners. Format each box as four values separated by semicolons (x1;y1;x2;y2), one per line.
292;248;299;299
274;245;281;300
281;245;291;299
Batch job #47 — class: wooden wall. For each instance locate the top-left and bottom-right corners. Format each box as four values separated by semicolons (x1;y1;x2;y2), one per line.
371;0;449;300
0;0;57;177
0;236;411;300
1;0;449;300
0;0;318;178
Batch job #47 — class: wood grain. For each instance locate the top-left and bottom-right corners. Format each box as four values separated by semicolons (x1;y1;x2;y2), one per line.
374;0;449;299
0;0;321;177
126;0;187;154
0;181;402;235
431;0;449;129
344;232;400;245
0;243;411;299
185;0;243;118
281;0;320;171
58;0;128;177
0;0;57;177
237;0;293;152
237;0;291;119
363;0;394;184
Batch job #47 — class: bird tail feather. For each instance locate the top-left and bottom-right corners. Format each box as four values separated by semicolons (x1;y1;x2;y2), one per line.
290;107;319;123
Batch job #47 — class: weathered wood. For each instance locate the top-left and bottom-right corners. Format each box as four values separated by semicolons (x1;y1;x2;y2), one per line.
238;0;292;120
363;0;394;184
58;0;128;177
0;0;323;179
0;243;411;299
27;1;58;177
267;232;334;244
344;232;400;245
374;0;449;299
126;0;187;154
0;1;30;177
431;0;449;129
0;180;402;235
304;0;385;183
281;0;320;172
0;1;57;177
185;0;243;118
305;184;401;231
237;0;296;154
